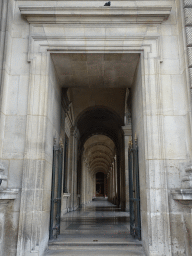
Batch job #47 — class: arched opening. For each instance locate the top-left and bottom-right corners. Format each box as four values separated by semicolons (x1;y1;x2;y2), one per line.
96;172;105;197
80;133;117;205
76;107;125;208
48;53;142;253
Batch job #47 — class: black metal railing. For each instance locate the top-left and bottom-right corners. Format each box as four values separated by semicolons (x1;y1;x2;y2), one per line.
128;139;141;240
49;146;63;240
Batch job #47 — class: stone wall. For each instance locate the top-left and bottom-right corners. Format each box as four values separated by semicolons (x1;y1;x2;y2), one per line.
132;59;147;251
0;0;192;255
0;1;29;255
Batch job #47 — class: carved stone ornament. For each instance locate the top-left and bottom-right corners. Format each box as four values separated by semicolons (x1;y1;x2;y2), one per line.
181;165;192;189
0;163;7;187
171;166;192;208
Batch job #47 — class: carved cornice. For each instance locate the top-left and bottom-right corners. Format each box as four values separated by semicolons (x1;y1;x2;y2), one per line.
19;6;172;24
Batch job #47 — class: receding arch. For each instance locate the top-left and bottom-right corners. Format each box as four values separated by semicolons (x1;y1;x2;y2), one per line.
76;106;124;150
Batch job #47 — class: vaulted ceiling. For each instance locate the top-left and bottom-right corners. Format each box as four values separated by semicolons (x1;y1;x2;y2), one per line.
83;135;115;175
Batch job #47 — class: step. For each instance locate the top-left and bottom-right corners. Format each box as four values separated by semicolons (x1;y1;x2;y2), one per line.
46;245;145;256
49;241;142;248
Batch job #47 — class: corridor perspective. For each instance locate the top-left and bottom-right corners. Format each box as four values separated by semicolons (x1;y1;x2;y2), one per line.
47;53;143;255
46;198;144;255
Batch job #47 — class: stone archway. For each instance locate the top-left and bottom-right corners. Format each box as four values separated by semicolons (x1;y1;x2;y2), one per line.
16;4;174;256
75;106;125;208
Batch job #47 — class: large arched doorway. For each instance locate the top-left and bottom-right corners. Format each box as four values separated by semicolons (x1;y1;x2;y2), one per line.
76;106;125;208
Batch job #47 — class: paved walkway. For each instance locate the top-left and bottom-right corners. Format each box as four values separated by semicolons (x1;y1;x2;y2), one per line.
46;198;145;255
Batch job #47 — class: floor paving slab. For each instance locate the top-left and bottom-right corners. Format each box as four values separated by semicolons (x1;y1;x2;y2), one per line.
46;198;145;256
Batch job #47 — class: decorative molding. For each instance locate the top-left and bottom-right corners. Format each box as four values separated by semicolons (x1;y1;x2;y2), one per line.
26;35;162;65
122;125;132;136
0;189;19;200
181;165;192;189
171;189;192;207
172;166;192;208
19;6;172;24
0;163;7;187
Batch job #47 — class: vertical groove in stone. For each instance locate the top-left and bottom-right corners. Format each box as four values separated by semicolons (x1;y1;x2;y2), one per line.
0;0;8;105
183;0;192;87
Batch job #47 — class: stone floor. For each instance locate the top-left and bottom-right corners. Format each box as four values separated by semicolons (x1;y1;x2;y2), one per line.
46;198;145;255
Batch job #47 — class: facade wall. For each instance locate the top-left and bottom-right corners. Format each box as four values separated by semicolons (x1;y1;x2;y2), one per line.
0;0;192;256
131;1;192;253
0;1;29;255
170;1;192;255
0;1;64;252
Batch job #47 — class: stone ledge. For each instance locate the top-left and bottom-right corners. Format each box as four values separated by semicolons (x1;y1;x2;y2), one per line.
171;189;192;207
19;6;172;24
0;189;19;200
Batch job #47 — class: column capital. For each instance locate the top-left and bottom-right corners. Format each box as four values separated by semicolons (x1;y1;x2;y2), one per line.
121;125;132;136
70;126;79;139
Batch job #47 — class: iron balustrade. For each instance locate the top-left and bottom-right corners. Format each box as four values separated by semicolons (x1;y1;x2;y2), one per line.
49;146;63;240
128;140;141;240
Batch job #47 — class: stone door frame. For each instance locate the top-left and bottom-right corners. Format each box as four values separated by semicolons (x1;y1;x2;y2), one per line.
17;4;172;256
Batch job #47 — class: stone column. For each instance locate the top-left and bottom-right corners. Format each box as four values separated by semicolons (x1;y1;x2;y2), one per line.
68;126;78;211
109;169;112;202
112;163;115;203
89;172;92;202
80;158;84;206
93;174;95;199
73;128;79;210
85;164;89;204
114;156;118;206
60;111;66;216
122;125;132;212
80;156;87;206
93;174;96;198
16;52;56;256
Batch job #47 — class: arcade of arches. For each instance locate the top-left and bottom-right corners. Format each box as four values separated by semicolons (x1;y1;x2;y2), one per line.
52;53;141;217
45;53;142;254
36;51;146;252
